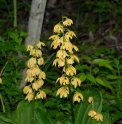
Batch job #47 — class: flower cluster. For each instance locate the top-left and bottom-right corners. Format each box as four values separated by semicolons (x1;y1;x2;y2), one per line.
49;16;83;103
23;42;46;102
88;97;103;122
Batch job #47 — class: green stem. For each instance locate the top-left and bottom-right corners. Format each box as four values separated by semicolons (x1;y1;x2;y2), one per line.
117;67;120;98
62;16;75;122
115;59;121;98
31;91;36;124
31;100;35;124
69;85;75;123
92;119;95;124
0;93;5;112
13;0;17;27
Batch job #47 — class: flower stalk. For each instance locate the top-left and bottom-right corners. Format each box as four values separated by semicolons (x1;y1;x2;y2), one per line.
0;93;5;112
49;16;83;123
23;42;46;102
88;97;103;122
68;84;75;122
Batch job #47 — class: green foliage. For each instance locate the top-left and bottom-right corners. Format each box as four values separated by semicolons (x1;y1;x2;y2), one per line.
1;0;122;124
75;89;111;124
0;29;27;111
75;89;102;124
0;100;55;124
8;31;27;45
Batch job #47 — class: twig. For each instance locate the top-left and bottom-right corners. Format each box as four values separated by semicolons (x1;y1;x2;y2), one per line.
22;0;31;7
0;60;9;77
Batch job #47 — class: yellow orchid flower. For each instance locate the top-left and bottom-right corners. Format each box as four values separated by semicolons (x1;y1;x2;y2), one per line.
65;31;76;40
26;45;34;52
60;41;73;53
94;113;103;122
38;57;44;66
25;93;34;102
66;56;74;65
37;79;44;88
49;35;60;40
56;49;68;58
39;71;46;79
37;42;45;49
51;41;61;49
27;57;36;68
31;66;41;76
71;55;79;63
73;92;83;103
32;82;40;91
25;75;34;83
71;77;81;88
63;65;76;76
30;49;42;57
53;58;65;67
63;18;73;26
23;86;33;94
35;90;46;99
56;87;69;98
54;24;63;33
88;110;96;118
72;45;79;52
88;97;94;103
56;75;69;85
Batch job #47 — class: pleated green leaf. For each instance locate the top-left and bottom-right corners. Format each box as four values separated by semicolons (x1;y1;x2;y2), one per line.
0;113;17;124
34;109;54;124
112;112;122;123
94;111;112;124
14;100;54;124
75;89;102;124
75;89;112;124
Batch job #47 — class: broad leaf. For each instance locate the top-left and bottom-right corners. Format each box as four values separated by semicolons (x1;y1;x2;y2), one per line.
86;74;96;83
102;80;113;91
95;111;112;124
92;67;99;74
99;64;113;70
14;100;54;124
75;89;102;124
96;77;105;87
116;98;122;111
20;31;27;37
107;75;119;80
83;55;91;61
79;73;86;82
0;113;17;124
92;59;106;64
112;112;122;123
35;109;54;124
92;59;113;70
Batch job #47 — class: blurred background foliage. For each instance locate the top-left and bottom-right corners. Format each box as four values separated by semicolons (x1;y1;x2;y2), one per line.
0;0;122;123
